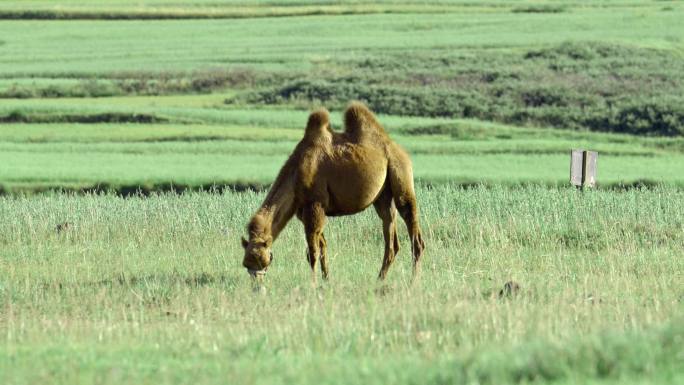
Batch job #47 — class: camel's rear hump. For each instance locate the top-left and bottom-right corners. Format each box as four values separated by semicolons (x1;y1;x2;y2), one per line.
343;101;388;142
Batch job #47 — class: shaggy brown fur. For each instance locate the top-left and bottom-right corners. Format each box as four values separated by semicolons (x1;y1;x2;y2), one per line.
303;108;334;144
242;101;425;282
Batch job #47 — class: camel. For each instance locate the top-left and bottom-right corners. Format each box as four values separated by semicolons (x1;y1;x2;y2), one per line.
241;101;425;282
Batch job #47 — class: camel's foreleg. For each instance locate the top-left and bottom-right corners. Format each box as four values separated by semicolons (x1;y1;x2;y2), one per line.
302;202;327;283
319;233;329;280
374;187;399;280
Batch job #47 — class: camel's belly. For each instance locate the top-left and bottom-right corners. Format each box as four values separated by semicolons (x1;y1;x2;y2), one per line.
322;145;388;216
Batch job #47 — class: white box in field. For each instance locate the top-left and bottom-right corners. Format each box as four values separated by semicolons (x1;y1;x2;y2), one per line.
570;150;598;188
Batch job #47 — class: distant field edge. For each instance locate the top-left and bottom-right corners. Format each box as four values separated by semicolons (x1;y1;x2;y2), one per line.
1;179;681;197
0;181;268;197
0;7;461;20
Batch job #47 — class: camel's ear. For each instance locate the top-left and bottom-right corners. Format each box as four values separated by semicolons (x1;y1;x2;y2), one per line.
241;237;248;249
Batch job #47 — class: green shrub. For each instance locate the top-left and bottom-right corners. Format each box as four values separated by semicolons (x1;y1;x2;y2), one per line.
1;68;261;99
511;5;568;14
0;84;37;98
233;41;684;137
239;78;684;136
0;110;167;124
602;99;684;136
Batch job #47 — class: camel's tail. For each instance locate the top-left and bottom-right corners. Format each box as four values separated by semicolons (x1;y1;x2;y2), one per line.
386;143;425;273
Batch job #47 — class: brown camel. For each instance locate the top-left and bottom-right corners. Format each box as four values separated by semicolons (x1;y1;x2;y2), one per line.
241;101;425;282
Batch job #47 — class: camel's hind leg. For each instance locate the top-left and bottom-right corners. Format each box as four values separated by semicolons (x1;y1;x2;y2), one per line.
373;186;400;280
302;202;328;283
387;144;426;279
319;233;329;280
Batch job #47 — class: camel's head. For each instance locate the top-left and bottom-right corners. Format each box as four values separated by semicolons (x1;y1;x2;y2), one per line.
241;235;273;277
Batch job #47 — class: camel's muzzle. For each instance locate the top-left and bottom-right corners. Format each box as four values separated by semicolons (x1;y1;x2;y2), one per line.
247;268;267;278
245;251;273;278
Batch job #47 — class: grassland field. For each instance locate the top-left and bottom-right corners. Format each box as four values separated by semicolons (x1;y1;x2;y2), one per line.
2;186;683;384
1;1;683;384
1;93;684;193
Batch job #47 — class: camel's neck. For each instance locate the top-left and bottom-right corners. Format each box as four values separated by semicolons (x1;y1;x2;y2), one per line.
249;173;296;242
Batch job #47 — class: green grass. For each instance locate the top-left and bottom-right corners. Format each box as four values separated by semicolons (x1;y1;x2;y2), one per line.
0;0;670;21
4;142;683;190
2;2;683;133
1;186;682;384
1;7;683;76
2;1;684;383
2;101;684;193
1;125;683;193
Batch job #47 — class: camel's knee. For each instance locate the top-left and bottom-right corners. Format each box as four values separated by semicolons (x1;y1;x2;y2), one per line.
319;235;329;262
414;232;425;254
306;238;318;259
318;234;328;280
393;228;400;255
397;200;419;228
305;231;322;270
319;234;327;252
411;230;425;263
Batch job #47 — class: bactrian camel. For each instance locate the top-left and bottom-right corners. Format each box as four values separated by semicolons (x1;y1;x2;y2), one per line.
241;101;425;282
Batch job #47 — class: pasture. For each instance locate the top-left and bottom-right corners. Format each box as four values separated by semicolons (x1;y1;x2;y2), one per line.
1;95;684;193
1;1;683;384
1;186;683;384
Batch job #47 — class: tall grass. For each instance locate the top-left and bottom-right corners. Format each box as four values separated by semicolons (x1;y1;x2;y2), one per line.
1;185;682;384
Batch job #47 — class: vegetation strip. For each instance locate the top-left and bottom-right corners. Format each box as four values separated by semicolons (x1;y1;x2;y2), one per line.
0;7;455;20
234;42;684;136
1;180;679;197
0;111;167;124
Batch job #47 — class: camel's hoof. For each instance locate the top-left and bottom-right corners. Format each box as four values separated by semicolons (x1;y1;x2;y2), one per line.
56;222;72;233
375;285;391;296
499;281;521;298
252;285;267;295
